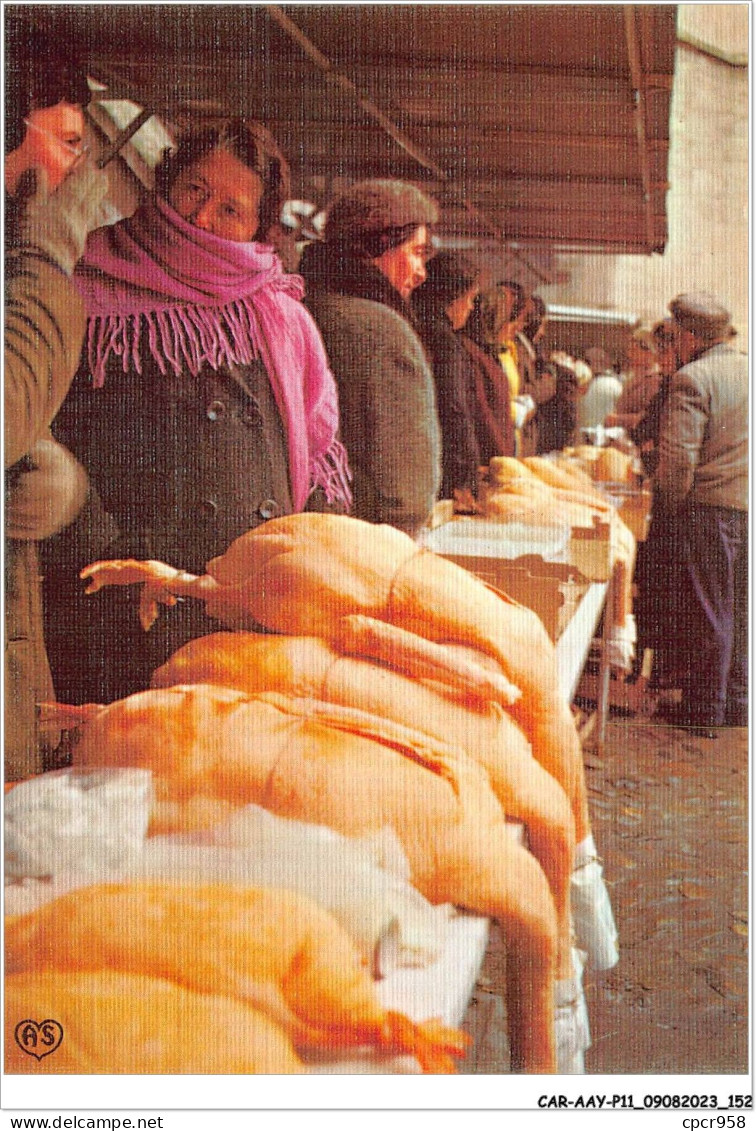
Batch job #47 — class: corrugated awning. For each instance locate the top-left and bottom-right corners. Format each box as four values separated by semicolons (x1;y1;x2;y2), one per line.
7;4;678;254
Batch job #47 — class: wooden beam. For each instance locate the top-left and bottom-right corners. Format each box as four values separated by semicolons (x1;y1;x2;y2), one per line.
644;73;675;90
263;4;448;181
623;5;657;249
465;192;664;217
345;64;632;99
266;121;660;151
450;173;668;194
479;206;661;227
485;234;666;254
430;132;669;153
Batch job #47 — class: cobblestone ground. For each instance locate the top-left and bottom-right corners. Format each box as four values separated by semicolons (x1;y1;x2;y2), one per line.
462;718;749;1074
584;717;748;1074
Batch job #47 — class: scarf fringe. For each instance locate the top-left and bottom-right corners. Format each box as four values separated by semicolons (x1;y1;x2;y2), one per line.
87;297;269;389
80;203;351;515
87;301;353;513
311;439;353;511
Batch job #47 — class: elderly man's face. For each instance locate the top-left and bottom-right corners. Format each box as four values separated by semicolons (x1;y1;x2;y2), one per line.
20;102;86;189
670;325;700;367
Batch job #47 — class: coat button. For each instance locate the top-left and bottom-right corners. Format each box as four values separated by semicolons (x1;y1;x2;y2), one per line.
200;498;218;516
206;400;226;421
258;498;280;520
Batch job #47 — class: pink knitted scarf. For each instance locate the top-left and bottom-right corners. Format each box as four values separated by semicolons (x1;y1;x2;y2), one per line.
74;196;351;511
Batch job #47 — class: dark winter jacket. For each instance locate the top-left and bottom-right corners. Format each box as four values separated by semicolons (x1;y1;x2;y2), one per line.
46;354;293;703
300;242;441;536
54;355;293;573
458;335;516;462
412;297;481;498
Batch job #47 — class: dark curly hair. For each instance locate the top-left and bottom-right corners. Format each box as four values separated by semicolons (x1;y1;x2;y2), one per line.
5;30;91;154
465;286;513;348
523;295;547;341
496;279;529;322
154;118;290;241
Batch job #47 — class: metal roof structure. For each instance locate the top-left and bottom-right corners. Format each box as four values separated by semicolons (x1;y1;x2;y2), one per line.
7;4;678;255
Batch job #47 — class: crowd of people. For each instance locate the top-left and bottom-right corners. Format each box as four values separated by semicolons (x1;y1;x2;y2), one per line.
5;44;748;782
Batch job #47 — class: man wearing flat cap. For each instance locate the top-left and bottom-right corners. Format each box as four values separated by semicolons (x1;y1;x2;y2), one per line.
654;292;747;734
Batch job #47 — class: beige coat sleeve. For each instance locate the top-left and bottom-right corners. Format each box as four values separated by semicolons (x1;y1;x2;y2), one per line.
654;368;705;509
4;251;86;468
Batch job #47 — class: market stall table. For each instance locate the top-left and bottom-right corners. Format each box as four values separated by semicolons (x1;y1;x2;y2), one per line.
419;514;615;724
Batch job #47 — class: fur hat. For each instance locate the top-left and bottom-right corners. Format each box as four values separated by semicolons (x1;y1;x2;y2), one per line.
413;250;480;305
325;179;438;257
668;293;732;342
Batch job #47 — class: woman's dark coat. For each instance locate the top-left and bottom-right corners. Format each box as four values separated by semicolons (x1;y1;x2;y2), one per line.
45;354;293;703
458;334;516;462
412;297;481;498
300;242;441;536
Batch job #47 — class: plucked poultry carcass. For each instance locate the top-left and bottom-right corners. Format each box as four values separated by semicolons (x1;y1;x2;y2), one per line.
151;629;576;976
80;513;617;974
64;683;561;1073
6;881;467;1072
4;766;453;972
556;447;637;485
80;512;592;842
479;458;636;627
487;456;609;507
5;970;305;1073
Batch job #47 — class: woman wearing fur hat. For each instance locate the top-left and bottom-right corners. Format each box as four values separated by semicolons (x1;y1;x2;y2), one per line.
299;179;441;536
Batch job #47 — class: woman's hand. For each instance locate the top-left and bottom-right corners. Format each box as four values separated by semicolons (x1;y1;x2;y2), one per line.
12;161;109;276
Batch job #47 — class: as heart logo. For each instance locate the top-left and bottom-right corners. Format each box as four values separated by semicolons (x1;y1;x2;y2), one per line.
14;1019;64;1060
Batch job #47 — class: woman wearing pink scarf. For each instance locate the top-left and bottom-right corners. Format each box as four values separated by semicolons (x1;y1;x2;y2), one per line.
44;119;351;702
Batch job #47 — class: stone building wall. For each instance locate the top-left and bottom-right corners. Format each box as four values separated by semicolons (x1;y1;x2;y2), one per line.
541;5;749;345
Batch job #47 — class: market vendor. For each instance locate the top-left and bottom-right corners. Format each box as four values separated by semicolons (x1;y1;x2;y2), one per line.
45;117;351;704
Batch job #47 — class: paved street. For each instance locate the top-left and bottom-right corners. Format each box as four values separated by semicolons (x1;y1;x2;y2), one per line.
584;717;748;1074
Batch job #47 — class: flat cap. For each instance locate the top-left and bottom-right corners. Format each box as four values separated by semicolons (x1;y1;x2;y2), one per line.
668;292;731;340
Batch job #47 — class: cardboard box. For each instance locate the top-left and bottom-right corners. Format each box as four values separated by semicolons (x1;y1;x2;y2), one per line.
420;518;593;640
612;488;652;542
567;517;613;581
